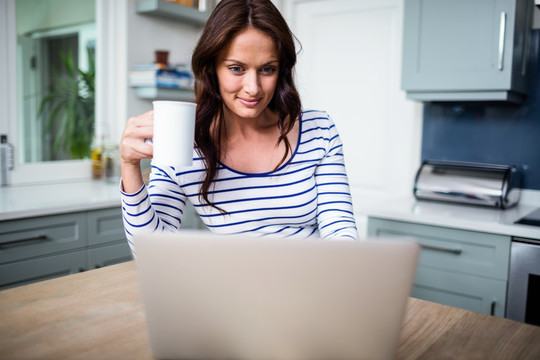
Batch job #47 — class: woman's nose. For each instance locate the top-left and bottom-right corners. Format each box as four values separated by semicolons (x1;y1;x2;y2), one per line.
243;70;260;96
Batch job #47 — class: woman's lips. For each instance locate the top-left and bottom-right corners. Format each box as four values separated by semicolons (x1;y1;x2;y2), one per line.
238;97;261;107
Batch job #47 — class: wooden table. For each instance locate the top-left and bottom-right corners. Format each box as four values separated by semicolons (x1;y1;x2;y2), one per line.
1;261;539;359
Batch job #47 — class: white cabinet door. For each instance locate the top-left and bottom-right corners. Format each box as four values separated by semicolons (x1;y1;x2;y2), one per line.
284;0;422;235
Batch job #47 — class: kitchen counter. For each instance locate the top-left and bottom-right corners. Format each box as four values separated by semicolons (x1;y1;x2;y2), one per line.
365;196;540;240
1;261;539;359
3;179;540;240
0;180;121;221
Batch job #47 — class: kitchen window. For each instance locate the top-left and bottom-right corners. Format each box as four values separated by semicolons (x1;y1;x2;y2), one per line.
0;0;126;185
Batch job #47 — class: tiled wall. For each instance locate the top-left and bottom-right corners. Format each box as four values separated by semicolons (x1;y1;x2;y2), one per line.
421;30;540;190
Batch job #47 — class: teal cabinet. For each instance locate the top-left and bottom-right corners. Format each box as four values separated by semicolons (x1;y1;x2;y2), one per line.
0;213;87;264
86;207;132;269
367;217;511;317
401;0;534;102
0;251;87;288
0;207;131;289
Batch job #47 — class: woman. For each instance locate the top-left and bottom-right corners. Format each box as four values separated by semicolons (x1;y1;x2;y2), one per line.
120;0;357;252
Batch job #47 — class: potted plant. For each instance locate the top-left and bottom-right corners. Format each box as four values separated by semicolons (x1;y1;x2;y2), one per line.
39;48;95;160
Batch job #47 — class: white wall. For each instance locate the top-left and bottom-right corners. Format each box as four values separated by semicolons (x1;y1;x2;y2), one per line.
283;0;422;235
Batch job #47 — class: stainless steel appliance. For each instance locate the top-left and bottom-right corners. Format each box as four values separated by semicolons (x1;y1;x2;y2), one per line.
507;236;540;326
413;160;521;208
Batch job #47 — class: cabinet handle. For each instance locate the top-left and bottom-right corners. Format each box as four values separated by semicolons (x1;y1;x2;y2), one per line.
420;244;462;255
490;301;496;316
498;12;506;71
0;234;49;247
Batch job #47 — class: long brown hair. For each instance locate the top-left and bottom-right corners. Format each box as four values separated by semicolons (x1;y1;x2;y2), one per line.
191;0;301;211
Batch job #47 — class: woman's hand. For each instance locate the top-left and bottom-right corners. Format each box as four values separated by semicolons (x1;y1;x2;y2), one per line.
119;111;154;193
120;111;154;165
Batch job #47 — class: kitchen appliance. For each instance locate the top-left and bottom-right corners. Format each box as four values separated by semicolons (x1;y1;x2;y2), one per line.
413;160;521;208
507;237;540;326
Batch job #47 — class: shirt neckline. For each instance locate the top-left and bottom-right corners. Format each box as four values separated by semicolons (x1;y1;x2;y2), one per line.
217;112;303;176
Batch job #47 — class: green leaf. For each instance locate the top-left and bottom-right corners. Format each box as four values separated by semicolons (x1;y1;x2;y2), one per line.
38;46;95;159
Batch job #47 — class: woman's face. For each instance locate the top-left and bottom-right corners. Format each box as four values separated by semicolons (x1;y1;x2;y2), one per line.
216;27;279;122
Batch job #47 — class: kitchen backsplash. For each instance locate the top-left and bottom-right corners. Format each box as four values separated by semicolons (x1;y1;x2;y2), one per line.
421;30;540;191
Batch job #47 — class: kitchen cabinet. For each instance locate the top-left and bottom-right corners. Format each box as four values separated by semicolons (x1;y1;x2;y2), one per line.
88;208;133;268
401;0;534;102
0;207;131;289
367;217;511;317
0;213;87;264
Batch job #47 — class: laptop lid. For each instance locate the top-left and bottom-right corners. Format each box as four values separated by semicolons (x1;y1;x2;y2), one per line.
134;231;419;360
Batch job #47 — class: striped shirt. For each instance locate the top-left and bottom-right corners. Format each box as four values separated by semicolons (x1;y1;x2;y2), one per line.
121;110;358;252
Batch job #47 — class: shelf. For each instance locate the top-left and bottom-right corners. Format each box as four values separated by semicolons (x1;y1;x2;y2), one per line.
136;0;209;26
133;87;195;101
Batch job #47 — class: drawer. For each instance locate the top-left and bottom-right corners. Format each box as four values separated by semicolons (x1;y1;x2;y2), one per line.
0;250;87;290
0;213;87;264
367;218;511;280
87;208;125;246
413;265;507;317
88;241;132;269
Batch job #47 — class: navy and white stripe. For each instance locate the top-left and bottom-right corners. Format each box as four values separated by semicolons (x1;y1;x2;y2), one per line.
121;110;358;252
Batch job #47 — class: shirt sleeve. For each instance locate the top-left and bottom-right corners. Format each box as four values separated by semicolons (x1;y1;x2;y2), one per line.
120;163;188;254
315;114;358;240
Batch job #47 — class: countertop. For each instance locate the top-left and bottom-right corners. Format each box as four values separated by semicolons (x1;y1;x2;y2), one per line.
365;195;540;240
1;261;539;359
0;180;121;221
3;179;540;241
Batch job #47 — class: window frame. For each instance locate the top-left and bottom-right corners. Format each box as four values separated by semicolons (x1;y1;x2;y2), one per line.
0;0;127;186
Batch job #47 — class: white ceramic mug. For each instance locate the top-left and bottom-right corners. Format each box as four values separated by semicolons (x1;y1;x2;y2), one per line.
152;101;196;167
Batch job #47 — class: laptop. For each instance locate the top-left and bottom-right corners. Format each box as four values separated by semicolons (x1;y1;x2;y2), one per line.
134;231;419;360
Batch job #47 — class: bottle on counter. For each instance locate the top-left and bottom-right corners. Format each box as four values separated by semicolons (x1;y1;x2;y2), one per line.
1;134;14;186
90;134;104;179
103;144;121;183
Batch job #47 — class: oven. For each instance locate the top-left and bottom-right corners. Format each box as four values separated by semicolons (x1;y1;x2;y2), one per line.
506;237;540;326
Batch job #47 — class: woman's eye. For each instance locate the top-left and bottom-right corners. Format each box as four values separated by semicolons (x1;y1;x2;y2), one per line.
261;66;276;75
229;66;244;73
